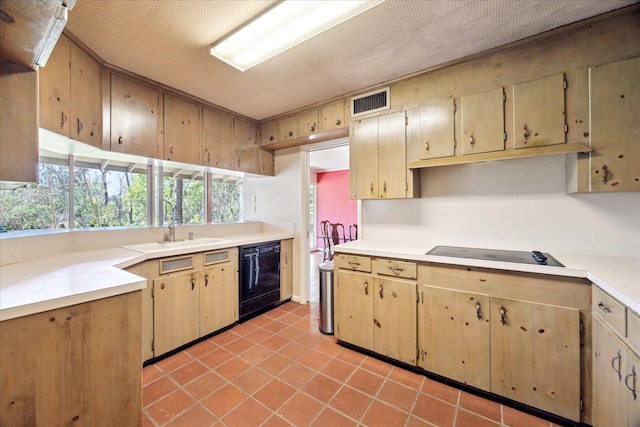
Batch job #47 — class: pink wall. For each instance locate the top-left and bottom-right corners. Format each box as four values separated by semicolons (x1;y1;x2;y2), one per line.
316;170;357;245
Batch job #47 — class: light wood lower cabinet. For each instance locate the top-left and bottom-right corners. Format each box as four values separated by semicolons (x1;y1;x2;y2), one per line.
0;292;142;427
335;255;418;365
126;248;238;361
418;265;590;423
280;238;293;301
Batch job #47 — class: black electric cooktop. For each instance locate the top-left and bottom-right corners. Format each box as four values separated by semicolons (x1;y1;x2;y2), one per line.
425;246;564;267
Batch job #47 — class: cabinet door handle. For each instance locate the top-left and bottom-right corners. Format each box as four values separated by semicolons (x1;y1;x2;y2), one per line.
475;300;482;319
191;276;196;290
625;366;637;400
383;181;387;194
388;266;404;275
288;131;293;137
597;301;612;314
499;304;507;325
523;123;530;144
118;135;124;145
425;141;430;152
170;145;175;155
378;284;384;299
469;133;475;146
204;274;209;287
335;119;341;126
207;151;211;163
363;280;369;295
370;183;374;194
601;164;610;185
77;118;84;135
612;350;622;380
61;111;67;129
310;125;315;132
284;255;288;264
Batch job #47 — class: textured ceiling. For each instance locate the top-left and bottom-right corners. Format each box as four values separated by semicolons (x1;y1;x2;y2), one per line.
65;0;636;121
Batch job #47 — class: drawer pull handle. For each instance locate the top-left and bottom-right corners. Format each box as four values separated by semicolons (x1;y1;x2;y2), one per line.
475;300;482;319
625;366;637;400
363;280;369;296
598;301;612;313
388;266;404;275
379;284;384;299
347;261;360;269
499;304;507;325
612;350;622;380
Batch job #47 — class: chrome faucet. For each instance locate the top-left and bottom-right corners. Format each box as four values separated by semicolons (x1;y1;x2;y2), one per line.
168;216;180;242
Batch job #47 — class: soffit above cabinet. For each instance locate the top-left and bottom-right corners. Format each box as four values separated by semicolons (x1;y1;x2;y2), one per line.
62;1;636;120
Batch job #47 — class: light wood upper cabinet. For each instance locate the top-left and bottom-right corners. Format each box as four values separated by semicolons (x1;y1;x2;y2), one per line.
0;63;38;186
39;35;102;147
490;297;580;421
351;111;417;200
110;74;162;158
260;149;274;176
277;114;297;141
298;109;319;138
417;99;456;160
39;34;71;137
461;87;505;155
164;93;202;164
203;107;233;170
350;115;379;199
321;101;345;132
512;73;566;149
419;286;491;390
233;118;259;173
588;56;640;192
259;120;277;147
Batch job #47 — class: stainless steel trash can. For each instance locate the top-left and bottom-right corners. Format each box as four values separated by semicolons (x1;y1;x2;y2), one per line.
318;261;334;335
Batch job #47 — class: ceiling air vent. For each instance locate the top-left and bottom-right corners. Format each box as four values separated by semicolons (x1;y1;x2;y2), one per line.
351;87;390;117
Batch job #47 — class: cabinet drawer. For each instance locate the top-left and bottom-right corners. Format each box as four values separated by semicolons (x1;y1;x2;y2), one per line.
335;254;372;273
592;286;626;336
627;310;640;354
377;259;417;280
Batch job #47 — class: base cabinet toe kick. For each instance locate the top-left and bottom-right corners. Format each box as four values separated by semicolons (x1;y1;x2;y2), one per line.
334;253;596;425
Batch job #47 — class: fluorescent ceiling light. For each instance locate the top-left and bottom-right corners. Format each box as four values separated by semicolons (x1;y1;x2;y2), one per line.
210;0;384;72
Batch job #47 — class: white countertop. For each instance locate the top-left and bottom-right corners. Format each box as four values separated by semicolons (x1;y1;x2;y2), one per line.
334;240;640;314
0;231;293;321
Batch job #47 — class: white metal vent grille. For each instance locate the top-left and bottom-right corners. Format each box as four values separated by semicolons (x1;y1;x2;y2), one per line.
205;251;229;265
160;256;193;274
351;87;390;117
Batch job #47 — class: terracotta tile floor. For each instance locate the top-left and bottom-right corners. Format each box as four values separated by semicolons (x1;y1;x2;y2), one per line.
142;300;562;427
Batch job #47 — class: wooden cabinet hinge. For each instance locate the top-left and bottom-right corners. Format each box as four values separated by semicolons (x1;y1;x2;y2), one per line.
563;79;568;90
453;101;457;113
580;398;583;411
502;91;506;103
564;123;568;133
421;290;424;304
151;340;155;352
151;287;154;298
503;132;507;142
416;348;420;359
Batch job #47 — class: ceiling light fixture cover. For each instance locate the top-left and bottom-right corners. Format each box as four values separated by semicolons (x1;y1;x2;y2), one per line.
210;0;385;72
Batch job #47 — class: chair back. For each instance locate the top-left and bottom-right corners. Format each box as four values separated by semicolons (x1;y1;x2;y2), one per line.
348;224;358;241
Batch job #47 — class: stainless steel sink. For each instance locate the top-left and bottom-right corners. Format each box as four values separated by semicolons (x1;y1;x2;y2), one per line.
123;237;230;253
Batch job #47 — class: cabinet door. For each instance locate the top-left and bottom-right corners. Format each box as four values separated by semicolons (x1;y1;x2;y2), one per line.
70;43;102;148
280;239;293;301
461;87;505;155
153;273;200;356
233;118;259;173
491;297;581;421
350;116;378;199
512;73;566;149
418;99;455;159
164;93;202;164
298;109;319;137
321;101;345;132
592;316;628;427
259;120;277;147
0;63;38;185
589;56;640;192
111;74;161;158
200;263;237;336
374;278;417;365
335;271;374;351
203;107;233;169
625;346;640;427
378;111;407;199
39;34;71;136
419;285;490;390
277;114;297;141
260;149;274;176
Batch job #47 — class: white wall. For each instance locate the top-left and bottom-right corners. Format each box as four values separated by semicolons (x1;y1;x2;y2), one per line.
362;155;640;257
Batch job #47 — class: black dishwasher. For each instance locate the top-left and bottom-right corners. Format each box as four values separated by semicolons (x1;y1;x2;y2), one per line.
239;241;281;321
